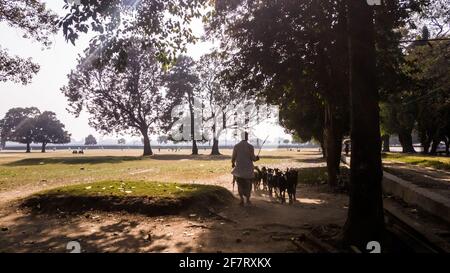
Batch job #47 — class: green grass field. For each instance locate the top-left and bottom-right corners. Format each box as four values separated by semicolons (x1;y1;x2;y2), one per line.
0;149;298;194
39;180;226;199
0;148;311;215
38;181;223;198
297;166;350;185
21;180;234;216
382;153;450;171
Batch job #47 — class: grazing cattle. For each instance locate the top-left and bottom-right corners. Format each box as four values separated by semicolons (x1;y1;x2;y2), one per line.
286;168;299;204
72;150;78;154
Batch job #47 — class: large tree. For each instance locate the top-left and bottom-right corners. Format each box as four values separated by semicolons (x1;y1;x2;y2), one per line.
197;52;243;155
0;107;40;151
12;118;36;153
279;90;326;155
164;55;201;155
406;35;450;155
342;0;385;248
84;134;97;145
341;0;429;249
61;38;165;156
0;0;57;84
380;98;418;153
210;0;434;248
33;111;71;153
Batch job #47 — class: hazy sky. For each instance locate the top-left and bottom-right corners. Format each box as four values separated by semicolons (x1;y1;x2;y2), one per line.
0;1;290;144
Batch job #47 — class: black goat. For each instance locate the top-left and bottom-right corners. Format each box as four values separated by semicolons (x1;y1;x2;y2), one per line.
261;167;268;191
253;166;262;192
275;169;288;203
285;168;299;204
267;168;277;197
259;167;299;204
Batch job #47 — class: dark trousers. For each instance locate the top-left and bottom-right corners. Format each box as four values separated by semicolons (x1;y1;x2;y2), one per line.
236;177;252;199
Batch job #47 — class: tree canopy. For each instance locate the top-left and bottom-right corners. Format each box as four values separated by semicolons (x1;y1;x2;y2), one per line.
0;0;58;84
61;38;165;156
164;55;201;155
33;111;71;152
84;134;97;145
59;0;208;65
0;107;69;152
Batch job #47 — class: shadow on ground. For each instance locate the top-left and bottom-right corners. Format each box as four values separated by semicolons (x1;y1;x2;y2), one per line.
0;182;347;253
3;153;297;167
0;213;193;253
4;156;142;166
295;157;326;164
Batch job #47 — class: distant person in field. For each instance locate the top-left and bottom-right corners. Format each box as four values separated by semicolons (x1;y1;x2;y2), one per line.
232;132;260;206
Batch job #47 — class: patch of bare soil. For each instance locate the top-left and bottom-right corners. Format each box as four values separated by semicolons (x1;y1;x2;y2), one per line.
0;184;348;253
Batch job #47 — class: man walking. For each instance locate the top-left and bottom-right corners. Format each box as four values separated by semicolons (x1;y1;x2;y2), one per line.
232;132;260;206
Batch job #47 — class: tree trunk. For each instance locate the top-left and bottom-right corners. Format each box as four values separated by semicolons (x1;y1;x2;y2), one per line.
319;141;326;158
192;140;198;155
445;139;449;156
343;0;385;250
41;142;47;153
142;133;153;156
0;139;5;149
323;104;343;189
398;130;416;153
211;138;220;155
26;141;31;153
189;101;199;156
210;121;221;155
422;137;432;154
381;135;390;152
430;137;440;155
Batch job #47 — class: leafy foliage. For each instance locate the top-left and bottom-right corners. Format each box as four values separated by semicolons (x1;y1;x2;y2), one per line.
84;134;97;145
0;107;41;144
0;108;70;152
407;38;450;153
163;55;201;149
59;0;209;65
0;0;58;84
33;111;71;151
0;48;40;84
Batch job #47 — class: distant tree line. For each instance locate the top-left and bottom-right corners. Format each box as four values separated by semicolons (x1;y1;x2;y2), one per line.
84;134;97;146
0;108;70;152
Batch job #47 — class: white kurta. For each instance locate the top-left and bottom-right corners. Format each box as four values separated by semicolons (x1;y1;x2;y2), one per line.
231;140;257;179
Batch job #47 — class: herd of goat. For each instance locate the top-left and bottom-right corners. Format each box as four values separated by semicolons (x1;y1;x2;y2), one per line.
235;167;299;204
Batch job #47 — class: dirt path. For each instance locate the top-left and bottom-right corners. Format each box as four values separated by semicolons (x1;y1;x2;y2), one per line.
0;151;348;253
